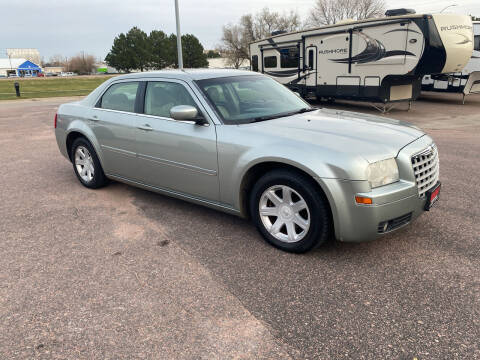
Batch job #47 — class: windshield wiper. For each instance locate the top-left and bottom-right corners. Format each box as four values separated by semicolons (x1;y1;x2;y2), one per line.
252;107;317;123
296;107;317;113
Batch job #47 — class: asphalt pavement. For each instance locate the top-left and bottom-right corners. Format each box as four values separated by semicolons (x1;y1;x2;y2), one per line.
0;93;478;359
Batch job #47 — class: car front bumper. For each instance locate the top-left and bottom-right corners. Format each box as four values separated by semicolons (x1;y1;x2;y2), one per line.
319;178;427;242
316;135;438;242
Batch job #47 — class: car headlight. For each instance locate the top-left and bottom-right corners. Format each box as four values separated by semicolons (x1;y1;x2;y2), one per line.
366;158;399;189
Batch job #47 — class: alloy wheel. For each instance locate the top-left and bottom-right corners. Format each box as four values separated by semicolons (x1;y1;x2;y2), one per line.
74;146;95;182
259;185;311;243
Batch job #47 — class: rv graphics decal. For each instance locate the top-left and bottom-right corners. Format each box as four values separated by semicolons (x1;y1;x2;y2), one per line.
455;33;472;45
440;24;472;32
328;32;415;64
384;28;422;35
264;69;298;78
319;48;348;55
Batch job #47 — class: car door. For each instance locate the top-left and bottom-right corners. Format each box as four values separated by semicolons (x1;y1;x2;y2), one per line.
135;79;219;201
88;80;141;179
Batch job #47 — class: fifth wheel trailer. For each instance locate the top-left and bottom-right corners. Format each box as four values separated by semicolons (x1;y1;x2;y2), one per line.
422;21;479;95
249;11;473;104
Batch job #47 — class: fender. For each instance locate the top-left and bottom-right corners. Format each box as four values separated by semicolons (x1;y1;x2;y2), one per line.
220;141;369;211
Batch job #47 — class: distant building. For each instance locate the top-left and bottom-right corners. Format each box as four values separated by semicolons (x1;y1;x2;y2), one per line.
0;58;42;77
6;48;41;66
94;62;119;74
43;66;64;75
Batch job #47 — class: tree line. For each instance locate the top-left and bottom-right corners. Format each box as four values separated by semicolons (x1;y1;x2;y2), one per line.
44;52;97;75
105;27;208;73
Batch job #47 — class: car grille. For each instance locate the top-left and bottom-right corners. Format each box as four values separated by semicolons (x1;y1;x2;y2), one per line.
411;144;439;197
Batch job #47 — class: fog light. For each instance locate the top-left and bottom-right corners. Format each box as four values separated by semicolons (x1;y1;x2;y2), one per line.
355;196;372;205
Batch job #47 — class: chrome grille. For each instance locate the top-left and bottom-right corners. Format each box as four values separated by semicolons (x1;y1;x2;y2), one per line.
411;144;439;197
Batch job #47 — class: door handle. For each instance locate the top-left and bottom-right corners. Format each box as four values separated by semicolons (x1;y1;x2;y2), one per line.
89;115;99;121
138;124;153;131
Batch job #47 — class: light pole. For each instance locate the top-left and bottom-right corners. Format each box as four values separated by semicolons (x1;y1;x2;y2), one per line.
440;4;457;13
174;0;183;69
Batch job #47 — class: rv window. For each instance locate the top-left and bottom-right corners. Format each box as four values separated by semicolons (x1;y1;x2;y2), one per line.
264;56;277;68
252;55;259;71
280;47;299;68
474;35;480;51
308;49;314;69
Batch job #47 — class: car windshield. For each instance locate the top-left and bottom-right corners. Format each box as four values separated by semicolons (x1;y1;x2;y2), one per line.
195;75;314;124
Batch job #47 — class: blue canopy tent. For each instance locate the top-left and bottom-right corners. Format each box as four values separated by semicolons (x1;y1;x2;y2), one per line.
17;60;41;77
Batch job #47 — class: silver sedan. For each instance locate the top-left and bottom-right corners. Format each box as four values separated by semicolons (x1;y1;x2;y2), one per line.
55;69;440;252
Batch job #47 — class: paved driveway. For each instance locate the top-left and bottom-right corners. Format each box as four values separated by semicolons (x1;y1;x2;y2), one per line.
0;93;478;359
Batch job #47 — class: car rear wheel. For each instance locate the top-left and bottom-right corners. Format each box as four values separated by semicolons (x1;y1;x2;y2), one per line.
71;137;108;189
250;170;331;253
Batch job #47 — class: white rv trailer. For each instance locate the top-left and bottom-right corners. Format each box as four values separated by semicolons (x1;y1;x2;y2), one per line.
249;10;473;104
422;21;479;94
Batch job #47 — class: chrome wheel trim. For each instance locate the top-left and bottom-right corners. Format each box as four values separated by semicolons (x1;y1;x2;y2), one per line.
74;146;95;183
259;185;310;243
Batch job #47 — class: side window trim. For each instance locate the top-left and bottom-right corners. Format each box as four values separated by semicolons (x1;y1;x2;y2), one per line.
135;81;147;114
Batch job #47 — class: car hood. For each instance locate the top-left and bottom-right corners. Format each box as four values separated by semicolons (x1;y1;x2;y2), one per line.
245;108;425;163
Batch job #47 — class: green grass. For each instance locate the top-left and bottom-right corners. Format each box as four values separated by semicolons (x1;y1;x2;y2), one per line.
0;76;117;100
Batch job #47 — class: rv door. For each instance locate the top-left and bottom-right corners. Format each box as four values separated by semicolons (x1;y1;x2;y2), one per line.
305;46;317;88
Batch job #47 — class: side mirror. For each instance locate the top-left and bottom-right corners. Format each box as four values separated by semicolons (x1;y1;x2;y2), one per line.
170;105;207;125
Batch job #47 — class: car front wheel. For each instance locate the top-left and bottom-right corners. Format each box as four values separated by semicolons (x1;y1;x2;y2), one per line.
71;137;108;189
250;170;332;253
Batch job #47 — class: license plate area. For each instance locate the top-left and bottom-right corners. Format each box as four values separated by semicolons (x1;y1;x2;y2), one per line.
424;182;441;211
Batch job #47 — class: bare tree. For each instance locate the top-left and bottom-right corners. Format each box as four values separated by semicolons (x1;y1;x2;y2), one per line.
46;54;67;67
221;7;302;68
220;24;249;68
308;0;386;26
67;52;96;74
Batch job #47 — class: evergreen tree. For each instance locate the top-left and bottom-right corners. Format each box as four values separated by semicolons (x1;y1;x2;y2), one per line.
170;34;209;68
149;30;175;69
126;27;149;72
106;28;209;71
206;50;221;58
105;33;136;73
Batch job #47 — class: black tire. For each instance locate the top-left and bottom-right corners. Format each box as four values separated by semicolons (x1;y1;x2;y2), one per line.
249;169;332;253
70;137;108;189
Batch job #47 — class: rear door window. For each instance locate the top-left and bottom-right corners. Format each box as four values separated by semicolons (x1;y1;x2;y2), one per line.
100;82;139;112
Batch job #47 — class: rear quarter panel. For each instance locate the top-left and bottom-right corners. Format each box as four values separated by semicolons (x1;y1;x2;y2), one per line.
56;102;104;166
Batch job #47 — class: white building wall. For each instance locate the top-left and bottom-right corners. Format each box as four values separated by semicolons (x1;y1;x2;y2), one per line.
208;57;249;69
6;49;41;66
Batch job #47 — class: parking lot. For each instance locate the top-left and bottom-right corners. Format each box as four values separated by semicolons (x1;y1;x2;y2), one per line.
0;93;479;359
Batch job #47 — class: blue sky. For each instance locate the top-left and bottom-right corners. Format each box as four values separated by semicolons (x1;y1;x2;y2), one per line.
0;0;478;61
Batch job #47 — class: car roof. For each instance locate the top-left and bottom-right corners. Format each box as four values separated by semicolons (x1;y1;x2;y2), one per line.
112;68;257;81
